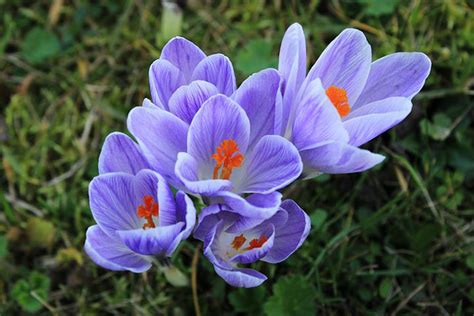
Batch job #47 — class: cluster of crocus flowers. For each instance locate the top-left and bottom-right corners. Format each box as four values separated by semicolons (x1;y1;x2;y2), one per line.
84;23;430;287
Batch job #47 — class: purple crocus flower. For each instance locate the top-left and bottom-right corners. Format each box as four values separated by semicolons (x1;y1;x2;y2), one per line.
194;199;310;287
149;37;236;114
128;69;302;221
278;23;431;177
84;158;196;272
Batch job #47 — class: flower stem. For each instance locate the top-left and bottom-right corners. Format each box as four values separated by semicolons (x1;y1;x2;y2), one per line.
192;244;202;316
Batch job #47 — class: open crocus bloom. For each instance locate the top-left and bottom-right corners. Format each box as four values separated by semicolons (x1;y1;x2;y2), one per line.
149;37;236;114
278;23;431;177
194;200;310;287
84;169;196;273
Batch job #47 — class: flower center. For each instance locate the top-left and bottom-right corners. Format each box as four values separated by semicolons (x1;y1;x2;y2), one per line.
326;85;350;118
230;234;268;252
136;195;159;229
211;139;244;180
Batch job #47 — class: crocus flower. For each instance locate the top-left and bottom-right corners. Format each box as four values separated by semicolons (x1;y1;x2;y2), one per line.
149;37;236;115
194;199;310;287
278;23;431;177
84;169;196;273
128;69;302;220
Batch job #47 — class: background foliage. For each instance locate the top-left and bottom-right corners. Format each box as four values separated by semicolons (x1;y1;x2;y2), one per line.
1;0;473;315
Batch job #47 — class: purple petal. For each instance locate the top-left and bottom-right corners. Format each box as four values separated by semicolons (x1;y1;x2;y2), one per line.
214;266;267;288
84;225;151;273
175;152;232;195
232;69;282;146
236;135;302;194
192;54;236;96
117;222;184;256
343;97;412;146
262;200;310;263
168;80;219;124
211;191;282;232
279;23;307;132
149;59;185;110
194;205;232;241
306;28;371;105
160;37;206;81
354;52;431;108
300;141;385;175
187;94;250;172
127;106;188;185
230;225;275;264
142;98;159;109
156;175;177;226
98;132;150;175
291;79;348;150
174;191;197;240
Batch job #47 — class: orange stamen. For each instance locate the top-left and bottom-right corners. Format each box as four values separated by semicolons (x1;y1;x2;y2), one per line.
136;195;159;229
326;85;350;118
245;235;268;250
231;234;247;250
211;139;244;180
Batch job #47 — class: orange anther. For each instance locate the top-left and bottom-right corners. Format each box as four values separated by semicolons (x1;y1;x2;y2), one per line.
231;234;247;250
136;195;159;229
246;235;268;250
211;139;244;180
326;85;350;118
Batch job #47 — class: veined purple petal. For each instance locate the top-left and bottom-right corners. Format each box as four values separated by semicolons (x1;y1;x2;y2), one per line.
236;135;302;194
262;200;310;263
343;97;412;146
187;94;250;171
142;98;160;109
232;69;282;147
354;52;431;108
168;81;219;124
211;191;282;232
84;225;151;273
98;132;150;175
291;79;349;150
306;28;371;106
214;266;267;288
175;152;233;195
127;106;188;185
300;141;385;175
117;222;184;256
230;225;275;264
156;174;177;226
279;23;307;133
192;54;236;96
149;59;185;110
194;206;237;241
160;37;206;81
174;190;197;240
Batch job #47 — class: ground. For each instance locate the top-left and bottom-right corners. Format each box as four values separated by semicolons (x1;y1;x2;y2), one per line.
0;0;473;315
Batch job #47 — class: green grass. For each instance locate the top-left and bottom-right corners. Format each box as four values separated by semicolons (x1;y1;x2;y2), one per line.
1;0;473;314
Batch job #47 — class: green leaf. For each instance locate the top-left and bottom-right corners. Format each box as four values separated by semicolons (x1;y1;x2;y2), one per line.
235;39;278;76
21;27;61;64
466;255;474;270
0;235;7;258
378;278;392;299
229;286;266;315
11;271;50;313
359;0;400;16
27;217;55;248
264;275;316;316
310;209;328;231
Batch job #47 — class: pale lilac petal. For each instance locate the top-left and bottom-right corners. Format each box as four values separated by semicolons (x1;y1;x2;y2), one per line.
160;37;206;81
300;141;385;175
168;81;219;124
117;222;184;256
291;79;348;150
230;225;275;264
187;94;250;171
194;205;226;241
211;191;282;232
343;97;412;146
175;152;232;195
192;54;236;96
98;132;150;175
127;106;188;184
232;69;282;146
149;59;185;110
354;52;431;108
142;98;159;109
214;266;267;288
84;225;151;273
306;28;371;105
279;23;307;132
174;191;196;240
262;200;311;263
156;175;177;226
236;135;302;194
